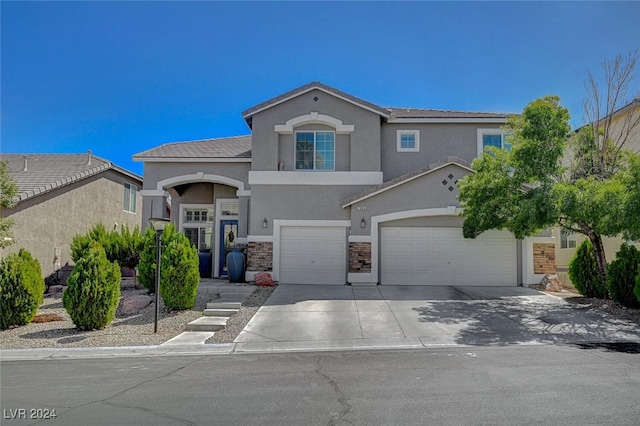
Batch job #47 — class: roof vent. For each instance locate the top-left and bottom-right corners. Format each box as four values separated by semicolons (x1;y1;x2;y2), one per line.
22;155;28;172
87;150;92;165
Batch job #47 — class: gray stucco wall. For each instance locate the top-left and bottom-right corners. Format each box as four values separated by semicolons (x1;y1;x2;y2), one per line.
380;123;503;181
250;88;381;172
350;164;469;235
141;161;251;191
249;184;370;236
0;170;142;277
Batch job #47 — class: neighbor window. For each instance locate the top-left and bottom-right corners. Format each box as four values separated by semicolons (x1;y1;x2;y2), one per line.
295;131;335;171
478;129;512;155
396;130;420;152
123;183;137;213
560;232;577;249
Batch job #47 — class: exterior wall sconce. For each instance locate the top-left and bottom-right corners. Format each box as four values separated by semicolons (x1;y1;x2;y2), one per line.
360;218;366;228
262;218;268;228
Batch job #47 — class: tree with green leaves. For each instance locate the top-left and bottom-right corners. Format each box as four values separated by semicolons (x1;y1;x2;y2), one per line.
0;161;18;248
458;52;640;293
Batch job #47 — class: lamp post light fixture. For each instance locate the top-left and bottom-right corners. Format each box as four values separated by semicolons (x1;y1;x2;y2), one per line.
149;217;170;333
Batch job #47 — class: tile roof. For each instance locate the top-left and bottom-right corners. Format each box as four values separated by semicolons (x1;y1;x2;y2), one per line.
242;82;391;120
133;135;252;160
386;107;511;120
241;81;513;124
1;153;142;203
342;156;472;207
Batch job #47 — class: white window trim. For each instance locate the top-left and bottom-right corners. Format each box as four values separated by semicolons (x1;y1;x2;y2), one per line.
123;183;137;214
294;130;336;171
560;232;577;249
477;128;509;156
275;112;354;134
396;130;420;152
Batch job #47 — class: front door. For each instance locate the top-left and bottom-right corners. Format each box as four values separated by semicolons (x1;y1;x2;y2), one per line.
219;220;238;276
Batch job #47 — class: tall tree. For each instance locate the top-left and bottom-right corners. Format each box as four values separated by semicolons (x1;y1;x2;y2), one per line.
0;161;18;248
458;52;640;290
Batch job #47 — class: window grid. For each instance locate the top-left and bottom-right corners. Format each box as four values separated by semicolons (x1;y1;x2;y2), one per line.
295;131;335;171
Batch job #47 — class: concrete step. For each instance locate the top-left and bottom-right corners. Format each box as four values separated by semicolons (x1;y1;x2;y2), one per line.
206;301;242;310
161;331;215;346
203;308;238;317
185;316;228;332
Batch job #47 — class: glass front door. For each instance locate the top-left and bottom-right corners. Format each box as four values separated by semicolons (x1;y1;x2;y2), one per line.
219;220;238;276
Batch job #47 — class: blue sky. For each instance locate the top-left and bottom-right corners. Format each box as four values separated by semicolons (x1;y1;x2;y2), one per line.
2;1;639;176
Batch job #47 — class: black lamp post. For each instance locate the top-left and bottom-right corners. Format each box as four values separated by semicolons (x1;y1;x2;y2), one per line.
149;217;170;333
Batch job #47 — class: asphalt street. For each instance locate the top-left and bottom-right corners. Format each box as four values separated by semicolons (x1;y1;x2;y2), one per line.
2;344;640;425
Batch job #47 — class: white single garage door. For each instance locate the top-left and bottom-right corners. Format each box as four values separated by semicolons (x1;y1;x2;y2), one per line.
381;227;517;286
279;227;347;285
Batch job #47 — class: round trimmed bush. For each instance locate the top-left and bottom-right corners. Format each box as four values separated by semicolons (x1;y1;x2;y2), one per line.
0;249;44;329
569;239;607;298
607;243;640;308
159;227;200;310
63;243;121;330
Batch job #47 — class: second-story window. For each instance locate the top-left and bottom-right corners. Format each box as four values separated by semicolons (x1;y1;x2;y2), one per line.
396;130;420;152
295;131;335;171
479;130;512;153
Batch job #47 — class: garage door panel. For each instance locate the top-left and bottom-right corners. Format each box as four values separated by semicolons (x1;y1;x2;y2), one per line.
280;226;347;285
381;227;516;286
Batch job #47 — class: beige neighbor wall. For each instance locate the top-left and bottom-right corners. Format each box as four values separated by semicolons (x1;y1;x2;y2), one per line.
0;170;143;277
554;228;640;288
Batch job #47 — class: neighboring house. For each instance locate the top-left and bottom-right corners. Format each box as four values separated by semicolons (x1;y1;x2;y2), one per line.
554;98;640;285
134;82;554;286
0;152;143;278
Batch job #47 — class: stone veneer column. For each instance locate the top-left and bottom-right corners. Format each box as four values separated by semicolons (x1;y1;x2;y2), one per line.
533;242;556;274
349;242;372;273
246;242;273;271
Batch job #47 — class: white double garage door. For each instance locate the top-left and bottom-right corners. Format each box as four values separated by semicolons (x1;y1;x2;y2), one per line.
279;226;517;286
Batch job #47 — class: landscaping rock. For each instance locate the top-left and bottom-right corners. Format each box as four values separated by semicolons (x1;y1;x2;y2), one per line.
540;274;563;292
47;285;65;294
118;295;153;316
254;272;274;286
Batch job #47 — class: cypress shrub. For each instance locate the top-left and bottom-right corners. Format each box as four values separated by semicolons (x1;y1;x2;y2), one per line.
138;226;159;293
634;266;640;305
70;223;112;262
0;249;44;329
63;243;121;330
114;225;144;269
607;243;640;308
569;239;607;298
159;227;200;310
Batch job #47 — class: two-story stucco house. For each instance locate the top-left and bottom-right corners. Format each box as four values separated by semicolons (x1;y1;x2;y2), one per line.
134;82;553;286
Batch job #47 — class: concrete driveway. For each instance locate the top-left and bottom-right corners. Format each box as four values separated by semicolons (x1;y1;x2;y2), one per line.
234;285;640;352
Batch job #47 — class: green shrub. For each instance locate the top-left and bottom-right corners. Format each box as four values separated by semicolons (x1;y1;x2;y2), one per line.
113;225;144;269
159;228;200;310
138;227;159;293
0;249;44;329
63;243;121;330
70;223;112;262
607;243;640;308
137;224;199;309
634;267;640;305
569;239;607;298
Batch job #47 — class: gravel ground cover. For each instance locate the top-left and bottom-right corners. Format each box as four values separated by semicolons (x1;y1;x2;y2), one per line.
1;285;638;350
0;283;274;350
